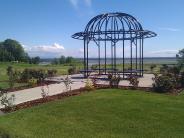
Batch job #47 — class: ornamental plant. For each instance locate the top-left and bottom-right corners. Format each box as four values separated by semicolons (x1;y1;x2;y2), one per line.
63;76;73;92
128;75;139;89
28;78;38;87
85;78;95;91
41;84;49;98
0;89;15;111
7;66;19;89
108;73;121;88
152;74;175;93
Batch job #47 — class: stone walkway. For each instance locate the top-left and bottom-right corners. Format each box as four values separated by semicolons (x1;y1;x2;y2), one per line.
0;74;154;109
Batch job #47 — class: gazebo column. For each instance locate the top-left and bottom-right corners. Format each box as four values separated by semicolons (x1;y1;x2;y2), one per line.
83;39;86;77
105;40;107;74
114;42;116;73
98;42;101;75
111;42;114;73
142;37;144;77
122;34;125;79
139;38;142;76
136;36;138;72
130;38;133;75
87;40;89;77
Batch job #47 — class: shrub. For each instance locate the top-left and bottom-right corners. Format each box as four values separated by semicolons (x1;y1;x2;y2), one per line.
160;64;169;74
47;69;57;77
180;72;184;88
152;74;175;93
128;75;139;89
68;66;77;75
41;84;49;98
6;66;19;89
150;64;157;73
85;78;95;91
63;76;73;92
20;68;48;83
170;66;180;77
108;73;121;88
91;65;98;70
0;89;15;111
90;74;99;88
28;78;38;87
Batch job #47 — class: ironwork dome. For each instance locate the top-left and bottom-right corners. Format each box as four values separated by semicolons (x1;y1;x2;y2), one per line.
72;12;157;78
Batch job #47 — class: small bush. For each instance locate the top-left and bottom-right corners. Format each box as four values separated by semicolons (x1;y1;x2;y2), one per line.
108;73;121;88
90;74;99;88
128;75;139;89
41;84;49;98
20;68;48;83
0;89;15;111
47;69;57;77
152;74;175;93
91;65;98;70
63;76;73;92
6;66;19;89
85;78;95;91
180;72;184;88
28;78;38;87
150;64;157;73
68;66;78;75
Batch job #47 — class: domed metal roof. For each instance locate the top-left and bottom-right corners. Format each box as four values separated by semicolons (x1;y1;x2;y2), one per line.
72;12;156;41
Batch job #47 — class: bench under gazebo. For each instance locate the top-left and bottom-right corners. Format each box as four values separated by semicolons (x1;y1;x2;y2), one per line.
72;12;156;78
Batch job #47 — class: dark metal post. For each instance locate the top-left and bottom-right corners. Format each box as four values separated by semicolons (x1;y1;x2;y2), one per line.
87;39;89;76
98;42;100;74
142;37;144;77
139;38;142;76
122;33;125;79
130;35;133;75
84;39;86;77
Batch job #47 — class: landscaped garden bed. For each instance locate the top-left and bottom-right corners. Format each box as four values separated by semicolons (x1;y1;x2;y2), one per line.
1;88;87;113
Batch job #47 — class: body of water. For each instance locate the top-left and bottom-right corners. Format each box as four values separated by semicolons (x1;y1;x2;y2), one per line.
40;57;177;65
83;57;177;65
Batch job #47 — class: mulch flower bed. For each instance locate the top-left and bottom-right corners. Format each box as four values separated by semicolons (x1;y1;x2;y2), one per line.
1;88;87;113
1;85;183;113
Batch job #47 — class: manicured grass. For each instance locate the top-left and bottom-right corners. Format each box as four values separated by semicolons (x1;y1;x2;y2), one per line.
0;89;184;138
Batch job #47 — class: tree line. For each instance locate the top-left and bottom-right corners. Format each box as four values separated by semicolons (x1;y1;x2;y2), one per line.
0;39;81;65
0;39;40;64
52;56;81;65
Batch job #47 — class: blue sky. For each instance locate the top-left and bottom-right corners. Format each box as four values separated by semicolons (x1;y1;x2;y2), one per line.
0;0;183;58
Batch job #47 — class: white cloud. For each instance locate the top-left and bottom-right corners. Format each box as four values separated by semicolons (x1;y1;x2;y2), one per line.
159;27;181;32
23;43;65;58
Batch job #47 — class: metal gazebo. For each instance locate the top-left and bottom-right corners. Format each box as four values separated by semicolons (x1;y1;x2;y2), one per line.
72;12;157;78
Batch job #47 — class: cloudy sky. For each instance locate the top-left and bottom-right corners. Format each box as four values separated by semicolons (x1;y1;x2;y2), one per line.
0;0;183;58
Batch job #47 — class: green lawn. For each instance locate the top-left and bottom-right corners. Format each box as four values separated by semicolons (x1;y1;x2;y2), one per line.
0;89;184;138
